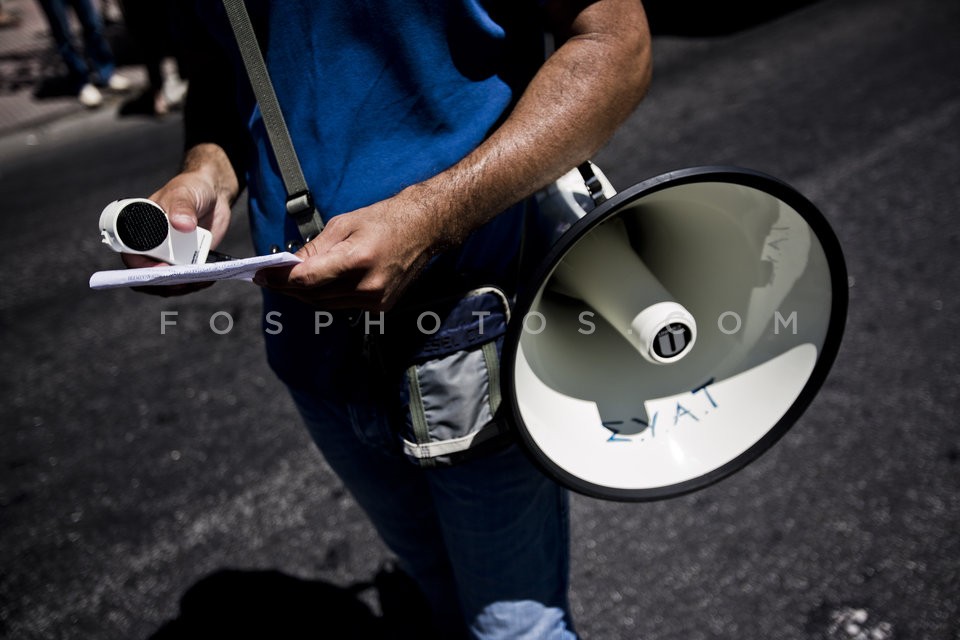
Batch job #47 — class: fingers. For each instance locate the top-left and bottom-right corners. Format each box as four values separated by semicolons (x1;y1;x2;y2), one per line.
254;238;393;309
155;190;200;233
255;216;356;290
150;177;217;234
254;245;352;290
251;204;427;311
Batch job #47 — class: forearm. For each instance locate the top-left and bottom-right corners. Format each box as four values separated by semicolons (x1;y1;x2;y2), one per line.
407;0;652;250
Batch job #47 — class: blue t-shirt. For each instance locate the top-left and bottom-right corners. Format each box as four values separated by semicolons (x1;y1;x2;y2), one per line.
186;1;545;392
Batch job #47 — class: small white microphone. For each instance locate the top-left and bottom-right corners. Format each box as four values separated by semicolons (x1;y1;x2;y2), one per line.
99;198;213;265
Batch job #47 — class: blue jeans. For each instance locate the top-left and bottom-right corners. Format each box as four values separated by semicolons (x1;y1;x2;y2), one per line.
288;388;578;639
37;0;115;89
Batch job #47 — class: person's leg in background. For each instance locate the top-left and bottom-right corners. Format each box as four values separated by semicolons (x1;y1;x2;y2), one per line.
66;0;126;87
36;0;91;89
35;0;128;105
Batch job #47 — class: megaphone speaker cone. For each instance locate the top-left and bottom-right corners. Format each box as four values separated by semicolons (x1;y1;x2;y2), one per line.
503;166;847;501
550;217;698;364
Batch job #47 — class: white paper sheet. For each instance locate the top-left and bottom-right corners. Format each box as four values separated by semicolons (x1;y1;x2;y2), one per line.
89;252;303;290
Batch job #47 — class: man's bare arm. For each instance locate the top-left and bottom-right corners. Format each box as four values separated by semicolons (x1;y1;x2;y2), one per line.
257;0;651;309
262;0;652;310
415;0;652;249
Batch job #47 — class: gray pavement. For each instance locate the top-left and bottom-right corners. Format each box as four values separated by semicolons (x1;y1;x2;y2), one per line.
1;0;959;638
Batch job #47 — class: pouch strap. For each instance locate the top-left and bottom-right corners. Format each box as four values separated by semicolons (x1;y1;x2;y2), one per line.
401;421;511;461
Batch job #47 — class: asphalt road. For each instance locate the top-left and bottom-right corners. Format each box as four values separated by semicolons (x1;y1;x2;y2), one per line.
1;0;958;638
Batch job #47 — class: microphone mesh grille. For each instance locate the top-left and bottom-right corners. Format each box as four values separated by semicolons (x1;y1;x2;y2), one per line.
116;202;169;251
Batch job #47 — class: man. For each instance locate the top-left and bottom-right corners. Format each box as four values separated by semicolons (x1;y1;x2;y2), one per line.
128;1;651;637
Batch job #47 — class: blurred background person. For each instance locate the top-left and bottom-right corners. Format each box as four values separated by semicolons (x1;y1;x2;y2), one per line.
118;0;186;117
99;0;120;23
34;0;131;107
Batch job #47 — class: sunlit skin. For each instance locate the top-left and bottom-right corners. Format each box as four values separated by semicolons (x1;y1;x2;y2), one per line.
126;0;652;309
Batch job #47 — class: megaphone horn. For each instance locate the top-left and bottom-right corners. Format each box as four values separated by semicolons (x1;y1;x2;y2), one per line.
503;164;848;501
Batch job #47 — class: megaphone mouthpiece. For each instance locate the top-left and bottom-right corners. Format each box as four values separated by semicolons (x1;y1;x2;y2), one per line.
633;302;697;364
550;217;697;364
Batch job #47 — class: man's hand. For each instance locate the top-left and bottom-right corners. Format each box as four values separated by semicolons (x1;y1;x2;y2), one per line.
254;187;441;311
256;0;651;312
124;144;239;296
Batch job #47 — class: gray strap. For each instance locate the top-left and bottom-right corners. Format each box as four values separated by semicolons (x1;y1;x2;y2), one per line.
221;0;324;241
481;340;502;415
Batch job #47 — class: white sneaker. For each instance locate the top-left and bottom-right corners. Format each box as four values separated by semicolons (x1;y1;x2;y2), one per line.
162;76;188;109
106;74;132;92
78;83;103;108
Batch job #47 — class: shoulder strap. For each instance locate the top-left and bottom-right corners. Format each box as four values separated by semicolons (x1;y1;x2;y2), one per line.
221;0;324;242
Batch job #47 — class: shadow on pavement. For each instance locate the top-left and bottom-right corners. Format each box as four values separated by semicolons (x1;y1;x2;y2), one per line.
149;565;442;640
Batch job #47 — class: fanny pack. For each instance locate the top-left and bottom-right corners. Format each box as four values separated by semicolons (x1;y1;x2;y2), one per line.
381;286;514;467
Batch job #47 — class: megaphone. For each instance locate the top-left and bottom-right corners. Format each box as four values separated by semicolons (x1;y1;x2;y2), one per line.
502;164;847;501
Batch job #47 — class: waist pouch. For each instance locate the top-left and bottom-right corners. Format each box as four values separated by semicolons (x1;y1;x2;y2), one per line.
378;286;514;467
